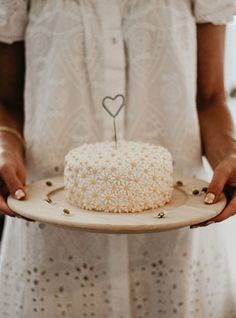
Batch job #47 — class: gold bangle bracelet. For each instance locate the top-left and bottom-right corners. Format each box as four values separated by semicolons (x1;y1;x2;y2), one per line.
0;126;26;150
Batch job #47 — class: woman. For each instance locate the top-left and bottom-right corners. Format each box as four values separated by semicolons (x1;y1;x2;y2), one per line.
0;1;236;317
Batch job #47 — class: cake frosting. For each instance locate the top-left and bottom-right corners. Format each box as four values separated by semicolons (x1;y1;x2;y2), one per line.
64;141;173;213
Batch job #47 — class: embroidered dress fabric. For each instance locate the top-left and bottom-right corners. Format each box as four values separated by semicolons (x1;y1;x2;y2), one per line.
0;1;236;317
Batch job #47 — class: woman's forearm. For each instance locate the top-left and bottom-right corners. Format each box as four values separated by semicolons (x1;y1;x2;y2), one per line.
0;42;26;213
0;42;25;154
196;24;236;169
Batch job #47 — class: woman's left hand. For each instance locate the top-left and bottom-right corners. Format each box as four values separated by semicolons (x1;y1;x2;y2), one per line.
193;153;236;227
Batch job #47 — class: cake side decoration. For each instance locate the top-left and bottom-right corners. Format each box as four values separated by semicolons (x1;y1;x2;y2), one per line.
64;140;173;213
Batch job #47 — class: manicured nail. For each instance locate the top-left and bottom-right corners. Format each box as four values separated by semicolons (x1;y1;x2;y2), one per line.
14;189;26;200
204;193;215;204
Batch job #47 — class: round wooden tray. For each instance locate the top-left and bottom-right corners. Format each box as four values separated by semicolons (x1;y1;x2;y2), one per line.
7;175;226;234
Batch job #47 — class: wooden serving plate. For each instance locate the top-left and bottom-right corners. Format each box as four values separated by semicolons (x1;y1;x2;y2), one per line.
7;175;226;234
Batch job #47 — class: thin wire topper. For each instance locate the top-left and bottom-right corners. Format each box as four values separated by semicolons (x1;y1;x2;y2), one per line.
102;94;125;148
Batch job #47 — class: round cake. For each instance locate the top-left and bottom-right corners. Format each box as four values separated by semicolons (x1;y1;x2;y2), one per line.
64;141;173;213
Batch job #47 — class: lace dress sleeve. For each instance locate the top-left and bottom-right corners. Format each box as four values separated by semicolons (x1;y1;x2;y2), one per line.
0;0;28;43
194;0;236;24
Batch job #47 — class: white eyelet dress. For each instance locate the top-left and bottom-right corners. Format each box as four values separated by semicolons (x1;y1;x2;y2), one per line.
0;1;236;317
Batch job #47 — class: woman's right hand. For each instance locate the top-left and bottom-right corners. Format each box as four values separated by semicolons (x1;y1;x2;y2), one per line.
0;135;26;217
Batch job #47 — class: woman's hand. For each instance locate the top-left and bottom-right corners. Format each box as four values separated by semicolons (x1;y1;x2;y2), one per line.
193;154;236;227
195;24;236;227
0;41;26;217
0;134;26;217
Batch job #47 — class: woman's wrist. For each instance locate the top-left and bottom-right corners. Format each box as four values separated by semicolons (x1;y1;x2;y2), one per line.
197;95;236;169
205;142;236;169
0;132;25;158
0;126;25;148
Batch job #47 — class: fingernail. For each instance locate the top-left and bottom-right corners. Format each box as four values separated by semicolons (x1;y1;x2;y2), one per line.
204;193;215;204
14;189;26;200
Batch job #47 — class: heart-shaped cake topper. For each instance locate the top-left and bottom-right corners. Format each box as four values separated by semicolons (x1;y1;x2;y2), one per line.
102;94;125;148
102;94;125;118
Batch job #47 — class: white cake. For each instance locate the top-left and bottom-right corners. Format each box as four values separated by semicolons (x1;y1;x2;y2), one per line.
64;141;173;213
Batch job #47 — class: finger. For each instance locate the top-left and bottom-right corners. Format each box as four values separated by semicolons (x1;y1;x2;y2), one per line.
190;220;215;228
210;194;236;223
17;161;26;185
0;184;9;199
204;165;231;205
0;194;17;217
0;164;26;199
0;191;33;220
191;191;236;228
19;216;35;222
223;185;235;203
0;177;4;187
